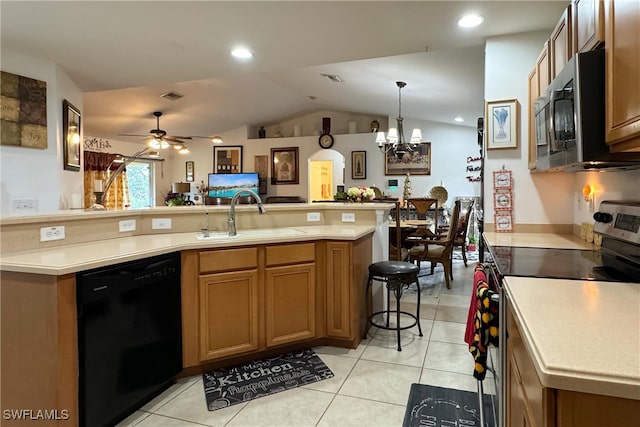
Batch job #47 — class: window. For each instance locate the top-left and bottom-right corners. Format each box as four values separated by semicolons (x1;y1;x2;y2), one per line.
126;161;154;208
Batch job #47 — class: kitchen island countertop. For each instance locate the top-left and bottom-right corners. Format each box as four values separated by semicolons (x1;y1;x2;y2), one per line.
0;224;375;275
505;276;640;401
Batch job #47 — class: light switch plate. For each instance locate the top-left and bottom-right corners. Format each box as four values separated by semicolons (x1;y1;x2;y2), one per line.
307;212;320;222
152;218;172;229
119;219;137;232
341;212;355;222
12;198;38;213
40;226;65;242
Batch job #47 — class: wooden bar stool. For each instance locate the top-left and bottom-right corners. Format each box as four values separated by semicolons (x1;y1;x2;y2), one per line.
364;261;423;351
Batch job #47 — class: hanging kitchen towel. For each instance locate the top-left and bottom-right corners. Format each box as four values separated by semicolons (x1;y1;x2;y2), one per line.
468;271;499;380
464;264;486;346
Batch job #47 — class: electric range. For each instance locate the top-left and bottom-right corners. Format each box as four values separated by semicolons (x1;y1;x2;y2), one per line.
482;200;640;427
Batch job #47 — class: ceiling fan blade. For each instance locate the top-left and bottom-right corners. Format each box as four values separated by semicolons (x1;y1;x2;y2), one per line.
119;133;150;137
163;135;189;143
167;135;192;140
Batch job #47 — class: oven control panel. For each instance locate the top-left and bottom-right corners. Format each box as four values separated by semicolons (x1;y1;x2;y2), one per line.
593;201;640;244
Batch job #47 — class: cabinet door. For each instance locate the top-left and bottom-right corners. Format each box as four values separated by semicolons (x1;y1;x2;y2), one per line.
325;242;352;338
199;270;259;361
604;0;640;151
527;43;550;170
573;0;604;52
507;349;535;427
264;263;316;347
551;6;573;79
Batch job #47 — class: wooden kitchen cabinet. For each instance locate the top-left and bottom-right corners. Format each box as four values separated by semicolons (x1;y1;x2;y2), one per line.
572;0;604;53
198;248;259;361
604;0;640;152
550;6;573;79
506;299;640;427
506;301;556;426
527;42;550;170
264;243;316;347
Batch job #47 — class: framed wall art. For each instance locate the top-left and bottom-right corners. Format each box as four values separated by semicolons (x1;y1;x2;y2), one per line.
1;71;48;149
494;191;512;210
384;142;431;175
486;99;519;150
185;161;194;182
271;147;299;185
351;151;366;179
493;169;512;189
63;99;81;171
213;146;243;173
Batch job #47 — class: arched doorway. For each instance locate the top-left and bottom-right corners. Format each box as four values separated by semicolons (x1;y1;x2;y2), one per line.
308;149;345;202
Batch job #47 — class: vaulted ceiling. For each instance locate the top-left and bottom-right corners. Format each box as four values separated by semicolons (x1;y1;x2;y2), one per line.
1;1;568;143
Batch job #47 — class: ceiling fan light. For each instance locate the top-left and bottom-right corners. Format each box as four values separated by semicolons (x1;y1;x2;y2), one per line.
173;144;183;150
160;140;170;149
211;136;223;144
179;147;190;154
149;139;161;149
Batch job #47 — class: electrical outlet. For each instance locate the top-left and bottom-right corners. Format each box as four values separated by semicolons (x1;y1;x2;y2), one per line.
152;218;172;229
12;198;38;213
119;219;136;232
307;212;320;222
341;212;355;223
40;226;65;242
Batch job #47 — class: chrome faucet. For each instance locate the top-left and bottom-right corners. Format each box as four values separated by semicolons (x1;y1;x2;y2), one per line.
228;189;266;236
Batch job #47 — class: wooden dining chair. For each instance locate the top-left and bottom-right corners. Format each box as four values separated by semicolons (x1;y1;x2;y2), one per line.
389;201;408;261
404;197;439;242
407;200;461;289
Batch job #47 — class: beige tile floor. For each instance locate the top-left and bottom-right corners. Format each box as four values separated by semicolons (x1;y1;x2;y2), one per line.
117;253;494;427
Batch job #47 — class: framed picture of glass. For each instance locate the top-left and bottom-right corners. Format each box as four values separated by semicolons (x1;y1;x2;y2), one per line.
213;146;243;173
384;142;431;175
62;99;81;171
271;147;299;185
185;161;195;182
486;99;519;149
351;151;366;179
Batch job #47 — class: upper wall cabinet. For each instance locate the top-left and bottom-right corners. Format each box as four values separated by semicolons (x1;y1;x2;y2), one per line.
550;6;574;79
604;0;640;152
527;42;550;170
572;0;605;52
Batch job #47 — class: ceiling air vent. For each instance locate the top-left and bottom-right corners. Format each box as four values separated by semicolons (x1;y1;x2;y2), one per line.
160;91;184;101
321;74;344;83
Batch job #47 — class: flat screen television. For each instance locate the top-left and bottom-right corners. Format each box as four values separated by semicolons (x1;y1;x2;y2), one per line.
207;173;259;198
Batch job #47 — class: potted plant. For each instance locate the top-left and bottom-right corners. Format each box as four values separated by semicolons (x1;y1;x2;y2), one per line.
468;234;478;252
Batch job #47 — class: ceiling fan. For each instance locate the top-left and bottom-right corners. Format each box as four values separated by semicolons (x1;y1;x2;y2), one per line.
119;111;193;145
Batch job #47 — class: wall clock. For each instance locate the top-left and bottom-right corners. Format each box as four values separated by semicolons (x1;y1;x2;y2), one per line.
318;133;334;149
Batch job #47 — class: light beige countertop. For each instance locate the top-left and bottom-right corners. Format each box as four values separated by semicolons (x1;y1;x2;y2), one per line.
0;224;375;275
483;231;595;250
505;276;640;400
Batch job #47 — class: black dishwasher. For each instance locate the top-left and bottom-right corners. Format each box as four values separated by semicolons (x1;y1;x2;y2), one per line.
77;252;182;427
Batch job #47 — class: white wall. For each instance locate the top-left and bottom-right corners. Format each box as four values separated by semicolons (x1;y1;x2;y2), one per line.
164;119;480;207
573;169;640;223
484;31;576;227
1;48;83;215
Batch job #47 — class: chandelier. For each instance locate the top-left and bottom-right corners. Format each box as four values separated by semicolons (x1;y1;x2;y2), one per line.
375;81;422;155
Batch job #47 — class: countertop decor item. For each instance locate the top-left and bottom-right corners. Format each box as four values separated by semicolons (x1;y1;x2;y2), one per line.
346;186;375;202
429;185;448;206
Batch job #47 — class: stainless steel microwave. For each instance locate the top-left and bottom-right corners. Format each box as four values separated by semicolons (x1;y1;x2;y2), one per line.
534;49;640;171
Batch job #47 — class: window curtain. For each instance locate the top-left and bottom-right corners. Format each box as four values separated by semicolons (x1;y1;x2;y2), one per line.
83;151;130;209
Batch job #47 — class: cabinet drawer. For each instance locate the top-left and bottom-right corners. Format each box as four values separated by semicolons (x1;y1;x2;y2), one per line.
266;243;315;266
199;247;258;273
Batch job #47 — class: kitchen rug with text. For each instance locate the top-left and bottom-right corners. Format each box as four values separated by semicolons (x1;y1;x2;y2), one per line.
403;383;495;427
203;348;333;411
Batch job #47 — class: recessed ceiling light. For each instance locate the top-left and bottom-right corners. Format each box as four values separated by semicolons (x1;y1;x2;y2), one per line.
231;47;253;59
454;116;464;122
457;14;484;28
